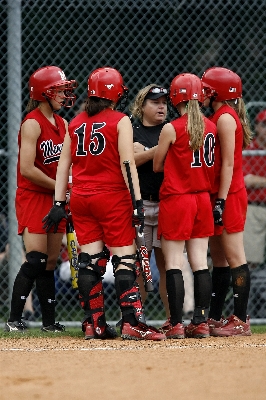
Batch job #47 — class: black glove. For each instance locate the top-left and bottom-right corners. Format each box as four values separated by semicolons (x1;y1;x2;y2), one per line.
213;198;225;226
42;201;68;233
132;199;145;233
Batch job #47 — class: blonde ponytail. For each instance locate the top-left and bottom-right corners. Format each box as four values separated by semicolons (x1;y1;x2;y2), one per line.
225;99;252;149
187;100;205;151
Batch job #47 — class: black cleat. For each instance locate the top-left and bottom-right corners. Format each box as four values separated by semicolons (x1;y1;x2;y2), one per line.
5;320;27;332
41;322;65;332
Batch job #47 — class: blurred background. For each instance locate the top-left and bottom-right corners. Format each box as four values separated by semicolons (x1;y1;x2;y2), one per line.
1;0;266;326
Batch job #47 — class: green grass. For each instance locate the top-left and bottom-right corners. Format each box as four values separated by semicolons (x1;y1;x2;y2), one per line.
0;325;265;339
0;327;84;339
250;325;266;334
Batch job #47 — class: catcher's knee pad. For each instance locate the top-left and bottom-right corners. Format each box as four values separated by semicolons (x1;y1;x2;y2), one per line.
78;245;110;278
112;253;141;277
116;277;146;324
79;279;108;337
21;251;48;279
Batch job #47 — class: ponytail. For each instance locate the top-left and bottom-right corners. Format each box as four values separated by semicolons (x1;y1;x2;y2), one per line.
26;99;39;113
187;100;205;151
225;99;252;149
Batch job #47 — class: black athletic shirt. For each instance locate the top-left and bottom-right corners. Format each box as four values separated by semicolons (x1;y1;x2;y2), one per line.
133;121;165;198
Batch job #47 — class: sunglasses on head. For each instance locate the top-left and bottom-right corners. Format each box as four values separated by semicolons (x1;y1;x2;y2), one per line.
149;87;168;94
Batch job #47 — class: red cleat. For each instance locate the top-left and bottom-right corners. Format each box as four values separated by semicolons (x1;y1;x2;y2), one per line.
211;315;251;337
185;322;210;338
83;321;95;340
121;322;166;341
160;318;170;332
161;320;185;339
207;317;225;336
82;320;118;340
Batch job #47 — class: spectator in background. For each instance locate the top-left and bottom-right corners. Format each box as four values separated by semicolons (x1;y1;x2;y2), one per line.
242;110;266;318
130;84;170;320
74;97;86;117
0;213;8;259
0;213;35;321
243;110;266;269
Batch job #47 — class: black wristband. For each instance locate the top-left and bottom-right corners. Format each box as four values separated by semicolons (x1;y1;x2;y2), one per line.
54;200;66;207
136;199;143;208
215;198;225;210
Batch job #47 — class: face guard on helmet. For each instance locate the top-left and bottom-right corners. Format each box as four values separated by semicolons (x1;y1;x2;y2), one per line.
169;73;204;108
201;67;242;102
29;66;77;107
87;67;128;110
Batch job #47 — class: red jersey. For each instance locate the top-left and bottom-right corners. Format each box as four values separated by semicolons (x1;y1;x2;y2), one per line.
209;104;245;194
242;138;266;203
69;108;128;195
159;114;217;199
17;108;66;194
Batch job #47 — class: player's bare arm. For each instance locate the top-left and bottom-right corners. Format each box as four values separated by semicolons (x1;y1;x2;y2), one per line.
217;113;236;199
153;123;176;172
134;142;158;167
20;118;56;190
55;131;72;201
118;116;142;200
244;173;266;188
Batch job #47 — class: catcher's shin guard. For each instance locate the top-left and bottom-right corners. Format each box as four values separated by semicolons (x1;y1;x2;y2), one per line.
79;278;108;337
77;249;111;337
120;284;146;324
115;270;146;324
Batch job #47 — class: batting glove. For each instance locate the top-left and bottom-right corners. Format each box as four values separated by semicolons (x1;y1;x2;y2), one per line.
213;198;225;226
42;201;68;233
132;199;145;233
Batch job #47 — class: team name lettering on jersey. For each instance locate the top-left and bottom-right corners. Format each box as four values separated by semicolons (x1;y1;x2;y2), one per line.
40;139;63;164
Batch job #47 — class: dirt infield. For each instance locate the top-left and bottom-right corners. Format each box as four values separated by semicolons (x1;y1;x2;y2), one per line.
1;334;266;400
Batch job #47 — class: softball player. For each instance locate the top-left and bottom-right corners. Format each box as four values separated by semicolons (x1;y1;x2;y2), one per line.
154;73;217;339
43;67;165;341
5;66;77;332
202;66;253;336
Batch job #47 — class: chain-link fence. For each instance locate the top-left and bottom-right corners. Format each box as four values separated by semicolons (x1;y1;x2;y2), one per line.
1;0;266;325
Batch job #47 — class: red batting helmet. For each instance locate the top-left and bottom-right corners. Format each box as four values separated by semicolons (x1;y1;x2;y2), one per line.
29;66;77;107
169;73;204;107
87;67;128;103
201;67;242;102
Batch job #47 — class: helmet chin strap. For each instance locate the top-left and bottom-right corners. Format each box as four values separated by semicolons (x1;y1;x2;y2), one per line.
43;93;56;112
175;107;182;118
209;96;216;111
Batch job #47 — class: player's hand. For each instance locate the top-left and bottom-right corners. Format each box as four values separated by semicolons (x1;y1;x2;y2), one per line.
42;201;68;233
133;142;145;154
213;198;225;226
132;199;145;233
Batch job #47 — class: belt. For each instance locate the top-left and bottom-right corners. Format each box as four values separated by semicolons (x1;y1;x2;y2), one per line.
142;193;160;202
